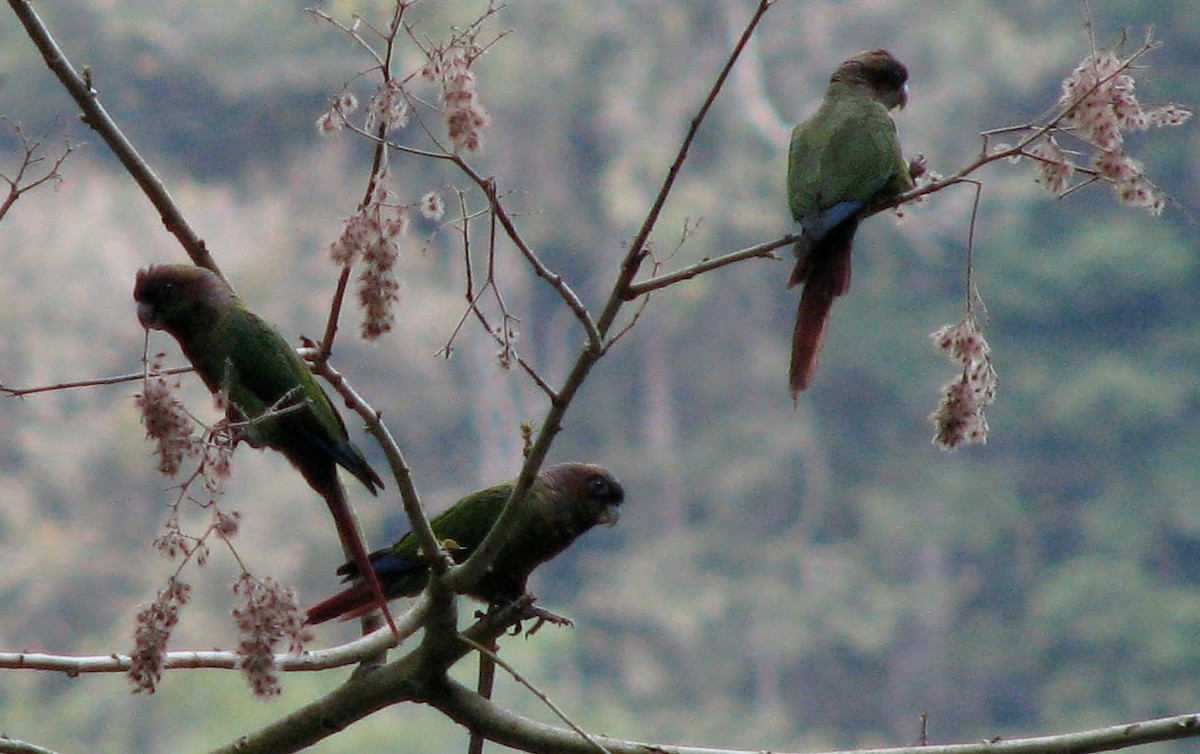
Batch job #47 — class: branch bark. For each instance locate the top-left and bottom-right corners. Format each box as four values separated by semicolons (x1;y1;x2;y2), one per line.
431;690;1200;754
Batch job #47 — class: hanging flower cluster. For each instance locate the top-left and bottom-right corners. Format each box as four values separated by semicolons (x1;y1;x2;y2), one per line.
928;317;997;450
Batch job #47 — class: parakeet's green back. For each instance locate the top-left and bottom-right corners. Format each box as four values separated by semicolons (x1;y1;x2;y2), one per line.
135;263;397;632
392;480;514;562
788;91;908;219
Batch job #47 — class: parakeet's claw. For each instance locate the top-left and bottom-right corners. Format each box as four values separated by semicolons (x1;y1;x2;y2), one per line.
213;417;251;447
520;603;574;635
481;597;574;636
908;153;928;181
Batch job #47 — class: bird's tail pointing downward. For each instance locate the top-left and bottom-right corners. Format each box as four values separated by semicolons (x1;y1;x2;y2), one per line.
788;218;857;396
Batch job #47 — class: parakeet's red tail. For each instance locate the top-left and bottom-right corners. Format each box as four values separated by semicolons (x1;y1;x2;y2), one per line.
317;477;400;636
788;219;857;396
306;581;375;625
307;550;424;625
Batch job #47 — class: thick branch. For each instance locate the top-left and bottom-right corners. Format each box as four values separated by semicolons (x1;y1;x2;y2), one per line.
0;594;428;676
431;689;1200;754
0;735;63;754
205;596;526;754
205;638;427;754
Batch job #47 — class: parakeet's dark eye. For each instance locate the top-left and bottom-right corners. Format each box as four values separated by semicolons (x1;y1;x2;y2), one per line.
869;63;907;89
586;473;624;503
882;66;907;87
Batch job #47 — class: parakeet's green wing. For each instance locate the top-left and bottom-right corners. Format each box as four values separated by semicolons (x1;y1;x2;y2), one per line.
220;310;350;445
787;116;827;219
392;482;512;561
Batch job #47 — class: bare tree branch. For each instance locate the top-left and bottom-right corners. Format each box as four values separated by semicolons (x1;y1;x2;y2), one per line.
0;735;64;754
1;366;191;397
431;689;1200;754
0;119;74;223
7;0;222;280
443;0;775;596
458;634;612;754
0;593;419;675
624;234;794;299
306;353;445;584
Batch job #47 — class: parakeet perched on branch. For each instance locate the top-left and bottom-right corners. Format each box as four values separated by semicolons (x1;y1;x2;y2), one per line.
305;462;624;625
133;263;396;634
787;49;914;395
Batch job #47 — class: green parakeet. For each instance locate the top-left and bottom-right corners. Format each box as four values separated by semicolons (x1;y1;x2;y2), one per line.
787;49;913;395
305;462;624;625
133;263;396;632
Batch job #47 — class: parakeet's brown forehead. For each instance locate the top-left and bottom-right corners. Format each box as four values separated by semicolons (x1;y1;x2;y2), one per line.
134;264;232;304
543;463;624;503
834;49;908;87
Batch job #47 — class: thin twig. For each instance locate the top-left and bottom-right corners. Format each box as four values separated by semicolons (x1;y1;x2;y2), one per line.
624;234;793;299
0;119;75;223
596;0;774;333
439;188;558;399
7;0;220;279
316;6;411;358
336;106;603;350
458;634;613;754
1;366;192;397
889;32;1163;212
961;178;983;315
467;636;499;754
455;159;603;347
444;0;774;596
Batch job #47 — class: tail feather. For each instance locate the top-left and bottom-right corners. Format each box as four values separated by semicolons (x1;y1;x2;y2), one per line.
328;435;385;495
318;476;400;635
306;581;376;625
308;548;426;625
788;218;857;396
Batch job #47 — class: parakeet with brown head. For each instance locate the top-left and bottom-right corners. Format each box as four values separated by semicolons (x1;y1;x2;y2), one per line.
305;462;624;625
787;49;914;395
134;263;396;633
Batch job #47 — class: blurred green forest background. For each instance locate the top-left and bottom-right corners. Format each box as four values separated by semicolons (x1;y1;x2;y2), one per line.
2;1;1200;752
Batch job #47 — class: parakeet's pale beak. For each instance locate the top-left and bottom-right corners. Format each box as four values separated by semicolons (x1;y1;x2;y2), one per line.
598;503;621;527
136;301;161;330
898;83;909;109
